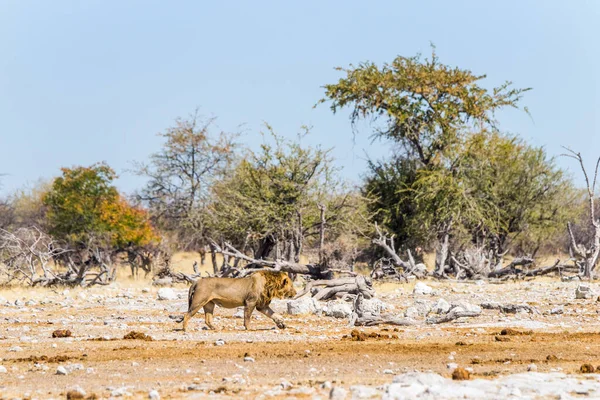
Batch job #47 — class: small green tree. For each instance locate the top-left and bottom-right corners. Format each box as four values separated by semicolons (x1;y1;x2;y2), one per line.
412;132;575;273
210;126;370;264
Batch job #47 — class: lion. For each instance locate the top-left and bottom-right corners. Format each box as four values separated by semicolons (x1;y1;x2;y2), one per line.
182;270;297;332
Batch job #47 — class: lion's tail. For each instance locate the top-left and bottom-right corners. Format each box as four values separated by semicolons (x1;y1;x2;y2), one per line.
188;280;198;311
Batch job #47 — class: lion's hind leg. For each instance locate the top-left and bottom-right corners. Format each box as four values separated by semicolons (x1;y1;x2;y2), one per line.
203;301;216;330
182;293;211;332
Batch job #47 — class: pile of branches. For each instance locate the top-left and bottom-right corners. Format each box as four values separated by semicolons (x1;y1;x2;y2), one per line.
294;275;374;301
0;227;116;287
370;224;427;281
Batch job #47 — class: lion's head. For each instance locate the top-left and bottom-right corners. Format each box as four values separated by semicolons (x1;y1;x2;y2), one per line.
256;270;297;307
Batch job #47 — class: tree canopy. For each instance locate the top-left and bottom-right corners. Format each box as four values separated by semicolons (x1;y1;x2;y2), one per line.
134;111;237;250
321;48;530;166
43;163;157;249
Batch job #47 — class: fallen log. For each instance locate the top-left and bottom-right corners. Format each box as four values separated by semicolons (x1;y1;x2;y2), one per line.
349;293;417;327
480;302;539;314
295;276;375;301
426;309;481;324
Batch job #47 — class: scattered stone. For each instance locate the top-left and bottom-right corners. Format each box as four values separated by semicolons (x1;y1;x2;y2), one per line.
148;389;160;399
65;389;86;400
447;363;458;370
329;386;348;400
350;385;380;398
575;284;593;299
157;288;176;300
215;339;225;346
430;298;451;315
324;302;352;318
451;301;482;314
233;308;244;318
111;387;132;397
451;367;470;380
580;364;595;373
287;297;321;315
528;363;538;372
52;329;72;338
244;356;255;362
123;331;153;341
361;298;391;315
413;282;433;295
0;366;6;373
350;329;367;341
550;307;564;315
404;307;419;319
546;355;559;362
500;328;532;336
56;366;68;375
383;369;394;374
8;346;23;352
495;336;510;342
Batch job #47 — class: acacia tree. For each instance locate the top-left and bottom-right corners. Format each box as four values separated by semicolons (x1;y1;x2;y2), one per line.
322;49;537;272
209;126;370;271
320;48;530;168
134;111;237;251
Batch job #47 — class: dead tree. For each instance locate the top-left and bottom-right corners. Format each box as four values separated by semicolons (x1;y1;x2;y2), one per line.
210;241;333;280
0;227;115;287
563;149;600;279
371;223;426;280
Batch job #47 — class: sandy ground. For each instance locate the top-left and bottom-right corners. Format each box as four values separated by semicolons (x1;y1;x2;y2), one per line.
1;275;600;399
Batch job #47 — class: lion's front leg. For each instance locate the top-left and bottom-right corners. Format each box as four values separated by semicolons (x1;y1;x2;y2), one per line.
257;306;286;329
244;302;256;330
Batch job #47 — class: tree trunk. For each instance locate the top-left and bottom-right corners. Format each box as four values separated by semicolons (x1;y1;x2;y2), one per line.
210;243;218;275
435;232;449;276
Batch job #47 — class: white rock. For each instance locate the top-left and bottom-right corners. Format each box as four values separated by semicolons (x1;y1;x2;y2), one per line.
214;339;225;346
56;366;68;375
111;387;132;397
351;385;380;398
431;298;451;314
244;356;255;362
361;298;391;315
383;369;394;374
148;389;160;399
8;346;23;352
413;282;433;295
69;387;86;397
233;308;244;318
157;288;176;301
576;284;594;299
447;363;458;370
329;386;348;400
324;302;353;319
0;366;6;373
528;363;538;371
286;297;322;315
404;307;419;319
450;301;482;314
280;379;293;390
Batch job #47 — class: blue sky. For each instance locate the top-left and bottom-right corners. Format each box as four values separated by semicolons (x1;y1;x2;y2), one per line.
1;1;598;195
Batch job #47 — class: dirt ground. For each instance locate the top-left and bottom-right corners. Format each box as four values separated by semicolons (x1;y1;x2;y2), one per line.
1;276;600;399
